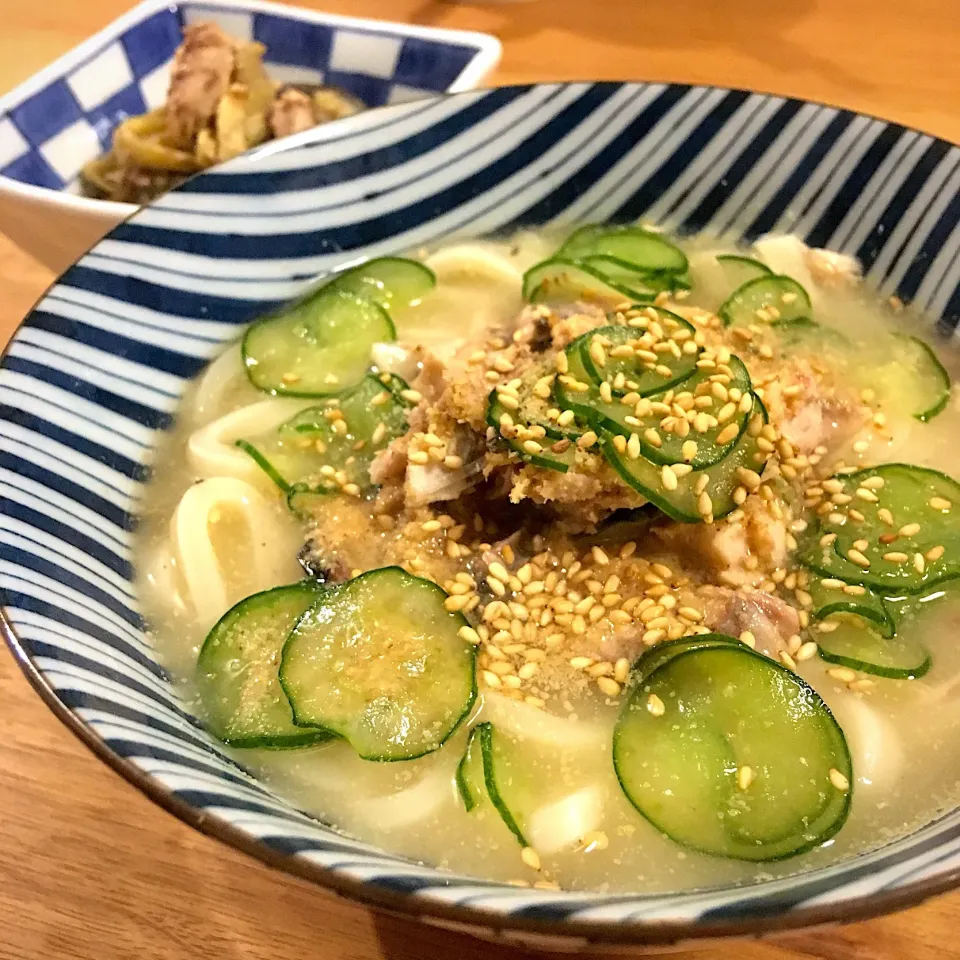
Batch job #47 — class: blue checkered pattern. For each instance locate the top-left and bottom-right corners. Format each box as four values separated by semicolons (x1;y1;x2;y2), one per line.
0;1;487;193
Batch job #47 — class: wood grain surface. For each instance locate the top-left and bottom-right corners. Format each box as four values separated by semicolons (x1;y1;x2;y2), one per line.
0;1;958;957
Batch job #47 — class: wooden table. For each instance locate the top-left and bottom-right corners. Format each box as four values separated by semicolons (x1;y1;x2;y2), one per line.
0;0;958;956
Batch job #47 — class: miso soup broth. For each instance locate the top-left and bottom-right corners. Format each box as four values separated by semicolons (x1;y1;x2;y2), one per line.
137;227;960;893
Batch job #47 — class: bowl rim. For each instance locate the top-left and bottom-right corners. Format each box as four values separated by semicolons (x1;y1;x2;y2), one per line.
0;0;502;219
3;78;960;946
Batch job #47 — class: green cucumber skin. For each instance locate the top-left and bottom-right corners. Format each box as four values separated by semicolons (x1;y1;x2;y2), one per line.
456;725;483;811
235;438;294;493
900;335;951;423
559;225;689;274
523;257;653;304
324;256;437;309
613;640;853;862
486;391;575;474
241;291;396;398
718;275;812;328
578;314;700;401
478;722;529;847
278;566;478;763
197;582;333;749
800;463;960;595
818;645;932;680
811;599;895;638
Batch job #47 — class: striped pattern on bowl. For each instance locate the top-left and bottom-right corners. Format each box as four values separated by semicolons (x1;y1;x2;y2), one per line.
1;82;959;947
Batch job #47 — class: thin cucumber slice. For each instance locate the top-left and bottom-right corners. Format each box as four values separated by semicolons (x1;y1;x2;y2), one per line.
601;397;768;523
580;255;689;293
876;335;951;423
559;225;688;274
715;254;772;290
196;582;331;748
237;374;410;494
719;275;812;328
523;258;652;305
613;640;852;861
243;291;396;396
774;317;850;355
477;721;534;847
578;312;700;398
817;618;930;679
799;464;960;594
456;724;487;811
279;567;477;761
487;390;577;473
596;358;753;469
805;577;894;638
625;634;741;690
286;484;331;517
323;256;436;312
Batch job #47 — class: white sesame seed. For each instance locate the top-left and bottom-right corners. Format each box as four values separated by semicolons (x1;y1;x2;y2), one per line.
737;766;755;791
646;693;666;716
829;768;850;792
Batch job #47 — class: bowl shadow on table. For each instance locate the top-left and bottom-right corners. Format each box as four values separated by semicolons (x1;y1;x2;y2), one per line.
417;0;874;96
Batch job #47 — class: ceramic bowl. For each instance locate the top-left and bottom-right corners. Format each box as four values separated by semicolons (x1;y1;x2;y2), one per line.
0;0;500;273
2;82;960;951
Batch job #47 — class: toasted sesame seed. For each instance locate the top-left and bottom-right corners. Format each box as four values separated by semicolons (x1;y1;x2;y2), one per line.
882;551;908;563
646;693;666;716
697;491;713;518
482;670;502;688
597;677;621;697
661;464;679;491
523;439;544;455
715;422;740;446
899;522;921;537
458;626;481;645
878;508;894;525
643;428;662;449
570;656;594;670
914;552;926;573
828;666;857;683
820;578;846;589
521;847;541;871
779;650;797;670
737;765;755;790
738;630;756;648
829;768;850;792
614;657;630;683
408;450;430;465
796;641;818;661
577;431;598;449
400;389;423;404
930;497;953;511
592;546;610;566
927;545;946;562
846;548;871;568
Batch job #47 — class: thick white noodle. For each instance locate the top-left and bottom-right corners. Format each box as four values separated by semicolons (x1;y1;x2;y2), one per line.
349;756;458;833
481;692;608;754
424;244;524;288
187;398;309;488
827;695;903;791
190;343;262;426
171;476;292;630
139;538;188;620
527;786;605;854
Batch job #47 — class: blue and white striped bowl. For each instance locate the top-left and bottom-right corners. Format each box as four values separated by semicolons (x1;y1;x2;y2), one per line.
2;83;960;949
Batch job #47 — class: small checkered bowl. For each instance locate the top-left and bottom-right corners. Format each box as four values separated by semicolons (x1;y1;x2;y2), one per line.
0;0;500;272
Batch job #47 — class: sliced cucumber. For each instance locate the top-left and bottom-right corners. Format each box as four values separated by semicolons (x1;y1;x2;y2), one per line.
578;313;699;398
243;291;396;396
875;335;951;423
196;582;330;748
817;617;930;679
715;254;772;290
719;275;812;328
613;637;852;861
559;225;688;274
800;464;960;594
456;724;487;812
279;567;477;761
805;577;894;638
237;374;410;494
598;358;753;469
601;397;768;523
523;258;652;305
487;390;577;473
580;255;689;294
323;256;436;312
626;633;741;690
